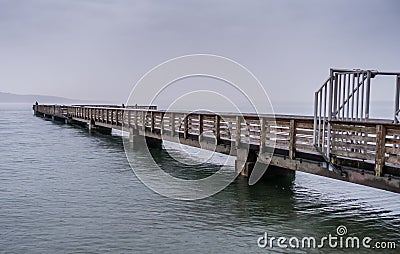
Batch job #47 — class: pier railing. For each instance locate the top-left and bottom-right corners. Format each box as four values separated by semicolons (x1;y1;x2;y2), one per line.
314;69;400;168
34;104;400;178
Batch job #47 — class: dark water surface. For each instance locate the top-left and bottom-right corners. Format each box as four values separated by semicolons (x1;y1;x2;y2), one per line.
0;104;399;253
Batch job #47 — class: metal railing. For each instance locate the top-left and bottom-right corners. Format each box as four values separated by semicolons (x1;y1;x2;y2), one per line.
313;68;400;160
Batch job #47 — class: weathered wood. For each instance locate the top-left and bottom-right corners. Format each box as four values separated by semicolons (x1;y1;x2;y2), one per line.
375;125;386;176
259;118;266;154
106;109;110;123
170;113;175;136
275;140;291;147
386;128;400;136
295;129;314;135
386;156;400;164
386;137;400;145
296;121;315;129
386;147;400;156
235;116;241;148
183;115;188;139
331;141;376;151
150;111;154;132
134;110;138;126
142;111;146;131
160;112;165;135
332;124;376;133
332;133;376;143
331;149;373;161
289;119;296;159
128;110;131;127
295;136;313;143
296;143;318;152
198;114;203;142
215;115;220;143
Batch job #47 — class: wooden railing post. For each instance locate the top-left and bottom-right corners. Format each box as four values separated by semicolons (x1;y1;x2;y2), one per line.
127;110;131;127
122;110;125;126
183;114;189;139
260;118;266;154
116;109;119;126
235;116;241;148
289;119;297;159
150;111;155;132
111;109;115;125
375;124;386;176
171;113;175;137
215;115;220;143
134;110;137;127
198;114;203;142
142;111;146;131
160;112;165;135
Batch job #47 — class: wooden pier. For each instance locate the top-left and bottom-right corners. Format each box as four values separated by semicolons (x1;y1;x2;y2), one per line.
33;103;400;193
32;68;400;194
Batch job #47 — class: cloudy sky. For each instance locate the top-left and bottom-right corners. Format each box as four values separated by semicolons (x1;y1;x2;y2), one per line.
1;0;399;111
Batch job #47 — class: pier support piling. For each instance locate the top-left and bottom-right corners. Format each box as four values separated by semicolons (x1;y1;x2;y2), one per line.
236;149;257;177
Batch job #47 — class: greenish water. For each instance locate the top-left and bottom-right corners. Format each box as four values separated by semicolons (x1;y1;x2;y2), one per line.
0;104;399;253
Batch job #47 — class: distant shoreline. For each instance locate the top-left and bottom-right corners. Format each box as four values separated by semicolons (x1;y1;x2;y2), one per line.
0;92;110;104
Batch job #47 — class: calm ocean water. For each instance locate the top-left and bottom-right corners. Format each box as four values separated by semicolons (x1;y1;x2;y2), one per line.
0;103;399;253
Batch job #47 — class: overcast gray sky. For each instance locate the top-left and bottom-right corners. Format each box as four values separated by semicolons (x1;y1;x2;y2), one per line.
1;0;399;108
